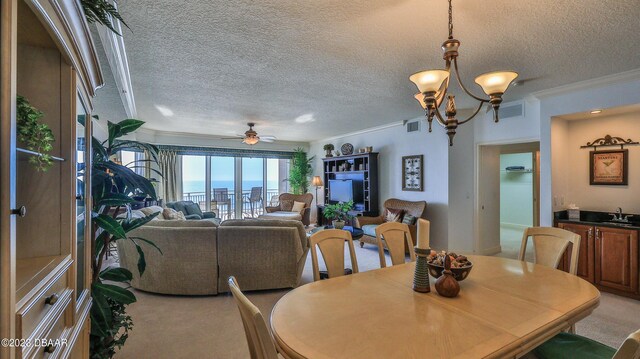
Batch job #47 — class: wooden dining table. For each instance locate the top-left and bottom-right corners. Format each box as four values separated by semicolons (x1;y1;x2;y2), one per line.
270;255;600;359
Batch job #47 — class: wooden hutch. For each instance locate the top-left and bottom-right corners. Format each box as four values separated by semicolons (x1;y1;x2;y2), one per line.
319;153;379;225
1;0;103;357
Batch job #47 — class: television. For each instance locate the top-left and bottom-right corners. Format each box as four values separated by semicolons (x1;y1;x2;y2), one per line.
329;179;364;203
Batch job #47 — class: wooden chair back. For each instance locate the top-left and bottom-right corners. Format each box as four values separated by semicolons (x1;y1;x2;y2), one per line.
519;227;581;275
309;229;359;282
375;222;415;267
227;276;279;359
614;329;640;359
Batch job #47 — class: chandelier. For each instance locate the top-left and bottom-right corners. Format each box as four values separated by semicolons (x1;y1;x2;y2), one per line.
409;0;518;146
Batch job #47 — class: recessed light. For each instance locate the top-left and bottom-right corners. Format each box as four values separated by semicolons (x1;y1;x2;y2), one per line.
590;109;603;114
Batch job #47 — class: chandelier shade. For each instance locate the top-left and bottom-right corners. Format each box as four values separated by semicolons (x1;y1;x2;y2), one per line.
409;70;449;94
474;71;519;96
414;93;427;109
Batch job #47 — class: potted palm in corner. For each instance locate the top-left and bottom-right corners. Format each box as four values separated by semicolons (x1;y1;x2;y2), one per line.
323;201;354;229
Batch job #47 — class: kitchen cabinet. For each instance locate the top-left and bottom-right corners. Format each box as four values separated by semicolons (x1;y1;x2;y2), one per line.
556;222;639;299
557;223;594;282
595;226;639;294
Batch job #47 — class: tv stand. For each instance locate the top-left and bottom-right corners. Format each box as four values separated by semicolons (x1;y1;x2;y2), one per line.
322;152;379;222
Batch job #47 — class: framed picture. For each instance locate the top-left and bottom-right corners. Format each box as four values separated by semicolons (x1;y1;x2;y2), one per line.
590;149;628;185
402;155;423;191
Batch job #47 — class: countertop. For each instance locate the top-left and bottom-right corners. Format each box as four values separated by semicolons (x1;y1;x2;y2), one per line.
555;210;640;230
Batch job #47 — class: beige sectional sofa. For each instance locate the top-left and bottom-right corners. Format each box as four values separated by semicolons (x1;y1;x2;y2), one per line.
117;218;309;295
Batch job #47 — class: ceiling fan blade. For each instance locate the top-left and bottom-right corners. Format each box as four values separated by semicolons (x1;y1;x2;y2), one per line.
260;136;277;142
219;136;243;140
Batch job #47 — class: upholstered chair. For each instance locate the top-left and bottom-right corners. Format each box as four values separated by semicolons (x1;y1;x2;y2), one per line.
264;193;314;225
356;198;427;251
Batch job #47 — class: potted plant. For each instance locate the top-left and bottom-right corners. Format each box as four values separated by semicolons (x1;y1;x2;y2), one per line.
323;201;354;229
286;148;314;195
323;144;334;157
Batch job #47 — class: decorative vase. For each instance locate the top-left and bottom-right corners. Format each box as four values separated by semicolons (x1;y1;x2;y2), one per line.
413;247;431;293
325;150;333;157
435;255;460;298
332;220;345;229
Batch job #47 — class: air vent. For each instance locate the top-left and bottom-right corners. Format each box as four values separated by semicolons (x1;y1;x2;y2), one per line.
499;102;524;119
406;120;420;133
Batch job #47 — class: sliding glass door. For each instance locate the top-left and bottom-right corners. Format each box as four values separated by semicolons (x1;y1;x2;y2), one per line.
182;155;288;220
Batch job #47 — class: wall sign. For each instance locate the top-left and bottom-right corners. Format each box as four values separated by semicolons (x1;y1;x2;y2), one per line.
590;149;628;185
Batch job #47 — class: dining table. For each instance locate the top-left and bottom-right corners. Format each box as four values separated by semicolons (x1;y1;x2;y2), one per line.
270;255;600;359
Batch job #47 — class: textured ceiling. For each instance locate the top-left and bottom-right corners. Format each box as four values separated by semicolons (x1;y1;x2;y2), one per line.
97;0;640;141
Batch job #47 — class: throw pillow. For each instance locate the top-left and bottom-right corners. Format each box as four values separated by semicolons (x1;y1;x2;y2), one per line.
280;199;294;211
402;214;417;226
291;201;306;214
384;208;404;223
163;207;186;220
140;206;164;220
184;202;203;216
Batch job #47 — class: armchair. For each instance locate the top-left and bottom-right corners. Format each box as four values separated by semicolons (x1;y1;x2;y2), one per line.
264;193;313;226
167;200;217;220
355;198;427;251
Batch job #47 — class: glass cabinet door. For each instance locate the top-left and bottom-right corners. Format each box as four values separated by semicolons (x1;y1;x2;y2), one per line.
76;95;88;301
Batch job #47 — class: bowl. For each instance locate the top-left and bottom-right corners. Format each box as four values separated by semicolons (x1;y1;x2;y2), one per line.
426;261;473;282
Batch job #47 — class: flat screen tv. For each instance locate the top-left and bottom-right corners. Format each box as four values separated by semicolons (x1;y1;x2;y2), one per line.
329;179;353;203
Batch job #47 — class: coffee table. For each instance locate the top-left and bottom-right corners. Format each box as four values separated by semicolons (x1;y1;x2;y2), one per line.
307;225;364;240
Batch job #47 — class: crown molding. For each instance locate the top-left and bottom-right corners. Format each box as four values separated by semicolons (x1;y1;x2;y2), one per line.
532;68;640;99
311;120;409;144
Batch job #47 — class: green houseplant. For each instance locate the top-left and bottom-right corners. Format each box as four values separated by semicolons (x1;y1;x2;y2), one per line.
323;201;354;229
88;118;162;359
16;95;55;171
287;148;314;195
81;0;130;36
323;144;334;157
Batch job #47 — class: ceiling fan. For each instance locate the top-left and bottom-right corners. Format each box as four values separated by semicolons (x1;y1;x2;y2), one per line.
220;122;277;145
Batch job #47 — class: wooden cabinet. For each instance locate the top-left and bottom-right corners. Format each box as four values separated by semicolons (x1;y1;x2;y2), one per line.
557;222;594;282
595;226;639;294
1;0;102;358
322;153;379;217
556;222;639;299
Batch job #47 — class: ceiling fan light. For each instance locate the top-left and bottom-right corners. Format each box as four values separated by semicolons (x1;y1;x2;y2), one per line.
409;70;449;94
243;136;260;145
474;71;519;95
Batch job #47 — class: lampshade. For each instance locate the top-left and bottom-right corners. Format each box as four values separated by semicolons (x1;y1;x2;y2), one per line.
312;176;323;187
242;136;260;145
414;93;427;109
409;70;449;94
474;71;518;95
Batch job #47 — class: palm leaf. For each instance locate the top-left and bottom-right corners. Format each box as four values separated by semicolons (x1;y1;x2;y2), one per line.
99;267;133;283
93;282;136;305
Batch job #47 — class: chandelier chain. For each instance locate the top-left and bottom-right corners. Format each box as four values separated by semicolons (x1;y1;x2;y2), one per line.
448;0;453;39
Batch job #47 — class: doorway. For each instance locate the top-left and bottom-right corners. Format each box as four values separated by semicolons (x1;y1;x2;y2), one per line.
476;142;540;258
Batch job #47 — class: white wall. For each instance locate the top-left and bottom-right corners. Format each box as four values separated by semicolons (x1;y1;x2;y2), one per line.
500;153;533;227
309;120;451;249
553;113;640;214
538;71;640;226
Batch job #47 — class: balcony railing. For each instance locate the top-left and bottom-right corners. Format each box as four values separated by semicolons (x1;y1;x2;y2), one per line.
182;189;280;220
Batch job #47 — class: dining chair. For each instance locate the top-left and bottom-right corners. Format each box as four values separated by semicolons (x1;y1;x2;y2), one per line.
374;222;416;268
227;276;279;359
532;329;640;359
519;227;581;275
310;229;359;282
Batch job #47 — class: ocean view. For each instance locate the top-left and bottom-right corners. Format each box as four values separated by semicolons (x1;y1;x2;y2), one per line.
182;180;280;194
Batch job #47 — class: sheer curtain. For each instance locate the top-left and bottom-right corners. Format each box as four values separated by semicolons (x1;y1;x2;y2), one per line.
159;150;182;202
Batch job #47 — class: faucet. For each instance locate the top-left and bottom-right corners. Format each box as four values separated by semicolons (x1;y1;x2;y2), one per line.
609;207;633;223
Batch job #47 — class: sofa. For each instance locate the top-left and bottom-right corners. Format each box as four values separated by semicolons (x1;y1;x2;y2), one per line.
166;200;217;220
263;193;313;225
355;198;427;251
117;218;308;295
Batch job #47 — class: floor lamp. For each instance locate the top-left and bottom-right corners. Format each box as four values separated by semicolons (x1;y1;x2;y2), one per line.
312;176;323;206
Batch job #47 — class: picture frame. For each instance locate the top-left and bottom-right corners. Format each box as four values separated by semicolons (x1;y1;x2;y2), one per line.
590;149;628;185
402;155;423;191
